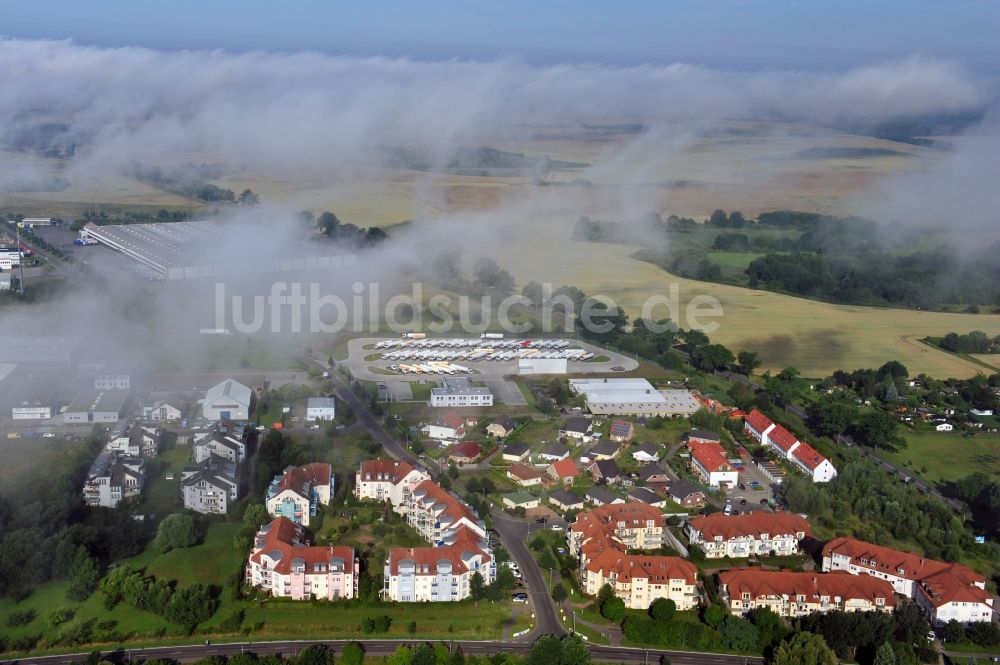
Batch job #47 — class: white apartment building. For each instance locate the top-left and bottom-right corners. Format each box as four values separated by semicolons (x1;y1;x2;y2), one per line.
686;513;812;559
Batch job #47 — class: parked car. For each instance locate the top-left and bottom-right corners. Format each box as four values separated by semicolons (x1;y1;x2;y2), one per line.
512;593;529;603
551;524;563;531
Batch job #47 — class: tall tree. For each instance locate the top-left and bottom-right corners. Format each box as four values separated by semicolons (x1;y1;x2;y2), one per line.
736;351;761;375
772;632;837;665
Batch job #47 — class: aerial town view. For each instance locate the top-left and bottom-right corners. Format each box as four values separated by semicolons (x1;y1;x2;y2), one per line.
1;3;1000;665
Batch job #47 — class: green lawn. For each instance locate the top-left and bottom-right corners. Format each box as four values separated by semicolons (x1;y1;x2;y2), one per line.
886;431;1000;484
409;381;435;401
137;446;191;517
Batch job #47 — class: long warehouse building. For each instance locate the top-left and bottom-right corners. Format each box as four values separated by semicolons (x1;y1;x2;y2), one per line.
568;378;700;417
82;222;356;280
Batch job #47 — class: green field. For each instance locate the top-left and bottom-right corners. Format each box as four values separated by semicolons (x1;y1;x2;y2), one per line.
886;431;1000;484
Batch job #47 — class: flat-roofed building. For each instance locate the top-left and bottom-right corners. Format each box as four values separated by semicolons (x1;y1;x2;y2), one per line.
568;378;700;417
306;397;336;421
430;377;493;408
63;389;128;424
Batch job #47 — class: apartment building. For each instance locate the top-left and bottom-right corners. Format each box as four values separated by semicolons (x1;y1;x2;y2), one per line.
246;517;358;600
686;512;812;559
193;431;246;464
383;527;494;602
354;459;430;510
405;479;487;545
82;452;145;508
687;440;738;488
719;569;895;618
581;550;699;610
822;536;995;625
181;456;238;515
265;463;333;527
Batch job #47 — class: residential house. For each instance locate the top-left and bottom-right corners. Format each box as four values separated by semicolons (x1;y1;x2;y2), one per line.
536;442;570;462
546;458;580;485
355;459;430;510
631;442;662;465
503;491;540;510
719;569;895;618
638;464;670;485
683;429;721;445
588;459;622;484
561;417;592;442
822;536;995;625
487;416;516;438
246;517;358;600
501;441;530;462
193;431;246;464
265;463;334;527
933;420;954;432
585;439;621;462
306;397;336;421
585;486;623;507
628;487;668;508
448;442;482;464
82;452;145;508
202;379;252;421
609;420;635;443
547;490;584;512
688;440;738;488
507;464;545;487
144;400;183;422
686;512;812;559
181;456;238;515
744;410;837;483
106;423;157;457
425;412;467;442
667;480;706;508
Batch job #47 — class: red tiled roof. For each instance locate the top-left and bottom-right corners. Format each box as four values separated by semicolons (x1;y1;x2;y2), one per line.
822;536;989;609
387;529;490;576
440;411;465;430
358;459;418;484
688;441;733;473
450;442;481;460
688;512;812;542
411;479;480;528
791;441;827;470
744;409;774;434
272;463;332;499
586;548;696;585
572;501;664;561
720;569;895;607
767;424;800;453
548;458;580;478
508;463;544;481
250;517;355;575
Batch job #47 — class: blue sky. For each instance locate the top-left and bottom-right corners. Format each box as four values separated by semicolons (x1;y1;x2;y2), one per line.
1;0;998;69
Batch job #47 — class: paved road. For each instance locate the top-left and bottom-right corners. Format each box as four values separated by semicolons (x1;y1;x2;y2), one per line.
0;638;764;665
490;509;565;638
293;351;566;643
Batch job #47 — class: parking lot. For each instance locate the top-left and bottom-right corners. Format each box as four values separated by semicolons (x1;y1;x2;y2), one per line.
343;336;639;406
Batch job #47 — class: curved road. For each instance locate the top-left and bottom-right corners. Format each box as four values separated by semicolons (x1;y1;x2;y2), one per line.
294;351;565;640
1;638;763;665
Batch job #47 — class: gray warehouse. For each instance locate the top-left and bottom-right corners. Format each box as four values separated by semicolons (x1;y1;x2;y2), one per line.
63;390;129;424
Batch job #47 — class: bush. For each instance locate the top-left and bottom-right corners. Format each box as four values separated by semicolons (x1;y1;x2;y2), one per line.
649;598;676;622
153;514;200;553
361;614;392;634
6;609;37;627
48;607;75;627
600;597;626;622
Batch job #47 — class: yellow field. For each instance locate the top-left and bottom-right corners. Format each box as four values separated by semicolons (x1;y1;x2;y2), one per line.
4;120;991;377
